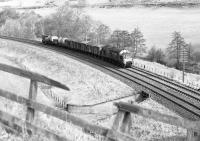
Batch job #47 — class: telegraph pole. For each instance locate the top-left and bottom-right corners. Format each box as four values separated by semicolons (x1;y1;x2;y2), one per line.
182;56;185;83
180;45;189;83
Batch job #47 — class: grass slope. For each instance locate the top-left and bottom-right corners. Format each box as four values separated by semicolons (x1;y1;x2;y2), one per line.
0;38;187;140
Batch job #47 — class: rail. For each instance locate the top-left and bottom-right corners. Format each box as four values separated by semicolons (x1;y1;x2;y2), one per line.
1;35;200;121
113;102;200;141
0;38;199;140
0;63;133;141
132;61;200;90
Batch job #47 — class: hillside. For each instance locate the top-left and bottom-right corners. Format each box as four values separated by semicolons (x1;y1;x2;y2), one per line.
0;0;67;8
0;0;200;8
0;37;187;141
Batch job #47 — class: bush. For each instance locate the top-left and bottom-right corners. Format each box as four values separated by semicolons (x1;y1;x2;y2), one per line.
146;46;166;65
0;11;41;39
0;8;19;27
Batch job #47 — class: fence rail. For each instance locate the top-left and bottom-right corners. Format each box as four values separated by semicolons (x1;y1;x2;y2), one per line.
0;63;199;141
0;63;69;90
114;102;200;141
0;63;134;141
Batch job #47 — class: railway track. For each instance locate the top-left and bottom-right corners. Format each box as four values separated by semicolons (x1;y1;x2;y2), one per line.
131;66;199;91
1;35;200;121
126;68;200;101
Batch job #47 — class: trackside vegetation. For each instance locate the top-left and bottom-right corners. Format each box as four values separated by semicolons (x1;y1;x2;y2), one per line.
0;3;200;71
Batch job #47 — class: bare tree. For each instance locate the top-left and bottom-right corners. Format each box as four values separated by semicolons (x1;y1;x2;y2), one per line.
110;30;131;48
20;12;41;39
96;24;111;45
51;3;78;37
0;11;40;39
156;49;165;64
130;27;146;58
121;30;131;48
110;30;122;48
187;43;193;64
79;15;93;42
168;31;186;69
147;45;165;62
42;3;95;42
0;8;19;27
147;46;157;61
0;19;22;37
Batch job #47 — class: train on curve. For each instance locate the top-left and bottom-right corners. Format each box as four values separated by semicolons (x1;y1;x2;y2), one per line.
42;35;132;68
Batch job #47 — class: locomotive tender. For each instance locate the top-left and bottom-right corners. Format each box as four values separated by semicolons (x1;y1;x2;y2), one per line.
42;35;132;68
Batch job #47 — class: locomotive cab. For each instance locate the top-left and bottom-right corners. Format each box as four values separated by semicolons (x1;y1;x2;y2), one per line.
119;50;132;68
42;35;50;44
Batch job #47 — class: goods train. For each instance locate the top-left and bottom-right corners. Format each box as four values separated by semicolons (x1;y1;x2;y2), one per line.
42;35;132;68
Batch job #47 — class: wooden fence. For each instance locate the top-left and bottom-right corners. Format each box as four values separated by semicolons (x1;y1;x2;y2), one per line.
113;102;200;141
0;63;199;141
0;63;133;141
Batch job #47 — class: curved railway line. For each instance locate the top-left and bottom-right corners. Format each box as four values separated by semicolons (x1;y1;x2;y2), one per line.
0;35;200;121
131;66;199;91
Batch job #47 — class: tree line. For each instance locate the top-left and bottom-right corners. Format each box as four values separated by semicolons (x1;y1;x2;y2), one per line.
0;3;199;72
0;3;147;58
147;31;200;72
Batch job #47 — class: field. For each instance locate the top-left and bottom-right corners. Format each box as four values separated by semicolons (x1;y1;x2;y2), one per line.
0;38;187;140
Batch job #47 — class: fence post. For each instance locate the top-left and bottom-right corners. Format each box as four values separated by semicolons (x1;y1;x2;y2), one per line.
26;80;38;122
187;129;200;141
106;110;125;141
110;110;124;131
106;106;132;141
120;112;132;134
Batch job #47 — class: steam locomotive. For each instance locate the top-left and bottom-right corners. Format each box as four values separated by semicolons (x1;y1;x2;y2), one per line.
42;35;132;68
